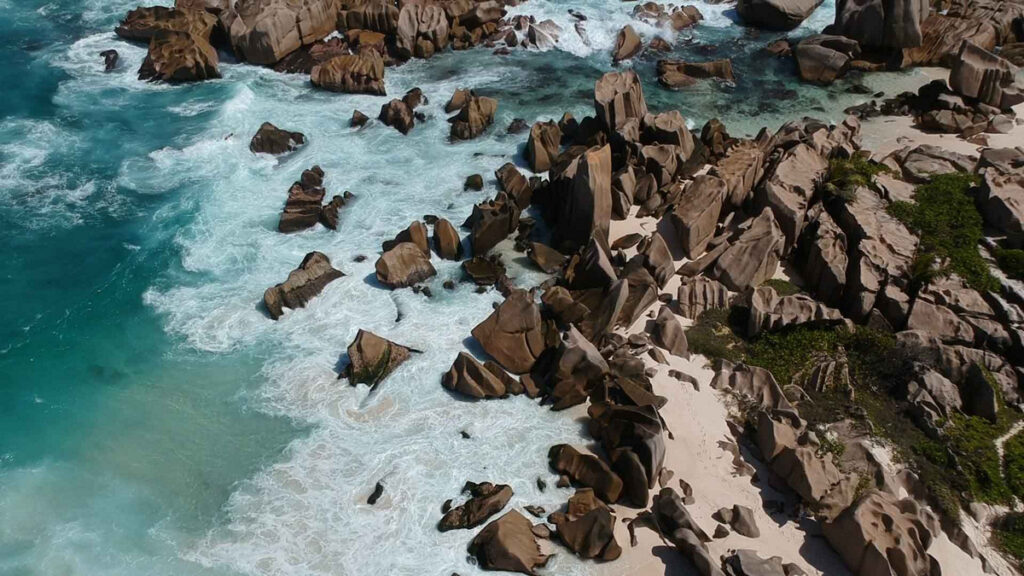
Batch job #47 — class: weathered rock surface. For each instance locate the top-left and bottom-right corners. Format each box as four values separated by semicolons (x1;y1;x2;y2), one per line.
138;30;220;83
747;285;844;336
949;40;1024;111
823;491;934;576
224;0;337;65
526;120;561;173
671;175;726;258
737;0;824;30
712;208;784;291
469;510;550;575
652;306;688;358
904;13;997;66
713;140;765;208
450;94;498;140
375;242;437;288
251;122;306;155
833;0;928;50
548;444;623;503
657;58;735;88
263;251;343;319
396;3;449;59
677;277;731;319
433;218;463;260
116;5;216;41
551;507;622;560
442;352;508;398
439;482;513;531
311;52;386;95
594;70;648;133
612;25;643;63
471;289;548;374
555;145;613;250
278;165;326;233
794;34;860;85
345;329;414;387
802;208;847;307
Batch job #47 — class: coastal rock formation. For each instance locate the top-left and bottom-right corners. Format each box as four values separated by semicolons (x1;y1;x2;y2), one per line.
272;36;348;74
612;25;642;63
223;0;337;65
263;251;343;319
471;289;548;374
823;490;935;576
671;174;726;258
802;208;847;306
712;140;765;208
711;208;784;291
468;194;519;255
905;14;997;66
794;35;861;85
747;285;844;336
250;122;305;155
450;94;498;140
395;3;449;59
442;352;508;398
651;306;688;358
550;325;609;408
468;511;550;575
382;221;429;256
432;218;463;260
378;99;416;134
657;59;735;88
101;49;119;71
594;70;648;132
438;482;513;531
278;165;327;233
551;507;622;560
833;0;929;49
345;329;414;387
737;0;824;30
632;3;703;30
138;30;220;82
375;242;437;288
526;120;561;173
757;142;829;252
949;41;1024;111
548;444;623;503
116;5;216;42
677;277;731;319
555;145;613;250
496;163;532;209
311;52;386;95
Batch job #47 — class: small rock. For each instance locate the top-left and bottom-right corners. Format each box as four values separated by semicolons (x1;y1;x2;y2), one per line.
367;481;384;505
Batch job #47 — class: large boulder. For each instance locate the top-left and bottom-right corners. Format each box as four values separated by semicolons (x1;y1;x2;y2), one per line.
757;143;829;252
548;444;623;503
794;35;861;85
471;289;549;374
526;120;561;173
802;208;848;306
713;361;796;414
116;5;216;41
442;352;508;398
263;251;343;319
345;329;414;387
469;194;520;256
449;95;498;140
747;285;844;336
223;0;337;65
338;0;399;34
551;507;622;560
823;491;934;576
375;242;436;288
594;70;648;133
138;30;220;82
904;14;997;66
278;165;326;233
378;99;415;134
250;122;305;154
612;24;643;63
439;482;513;531
949;40;1024;112
833;0;928;49
651;305;689;358
737;0;824;30
642;111;695;155
657;59;735;88
712;140;765;208
677;277;731;319
468;511;550;575
712;208;784;292
395;3;449;59
978;165;1024;236
433;218;463;260
670;174;726;258
555;145;613;250
311;52;386;95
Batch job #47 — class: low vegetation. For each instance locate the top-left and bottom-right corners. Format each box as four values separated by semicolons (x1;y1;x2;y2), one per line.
994;512;1024;569
995;247;1024;281
888;173;997;292
822;155;892;203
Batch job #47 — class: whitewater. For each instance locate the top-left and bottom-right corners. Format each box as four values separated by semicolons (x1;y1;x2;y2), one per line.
0;0;938;574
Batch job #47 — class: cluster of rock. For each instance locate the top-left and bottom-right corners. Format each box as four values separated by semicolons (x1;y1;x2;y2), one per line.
115;3;221;82
277;165;352;233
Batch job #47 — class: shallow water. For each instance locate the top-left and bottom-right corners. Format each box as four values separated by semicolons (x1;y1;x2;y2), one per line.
0;0;932;574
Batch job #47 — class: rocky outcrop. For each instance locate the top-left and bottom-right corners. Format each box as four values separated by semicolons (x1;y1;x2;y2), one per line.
612;25;642;63
757;143;829;252
550;506;622;560
823;491;935;576
468;194;519;256
747;285;844;336
632;3;704;30
469;511;550;575
548;444;623;503
978;157;1024;236
263;251;343;319
833;0;929;49
755;411;843;505
345;329;414;387
442;352;508;398
713;140;765;208
555;145;613;250
311;52;386;95
250;122;305;155
594;70;648;133
471;289;549;374
657;59;735;88
223;0;337;65
713;361;796;414
949;41;1024;111
381;221;429;256
712;208;784;291
526;120;561;173
116;5;216;42
677;277;731;319
395;3;449;59
549;325;609;409
652;306;688;358
439;482;513;531
802;208;847;307
889;144;975;183
375;242;436;288
277;165;335;233
670;175;726;258
138;30;220;82
737;0;824;30
433;218;463;260
378;98;415;134
794;35;860;85
904;14;997;67
450;94;498;140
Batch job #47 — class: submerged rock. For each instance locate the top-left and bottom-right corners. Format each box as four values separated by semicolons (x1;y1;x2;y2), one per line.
439;482;513;531
263;251;343;320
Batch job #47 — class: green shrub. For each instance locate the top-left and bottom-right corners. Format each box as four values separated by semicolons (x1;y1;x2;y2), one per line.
996;248;1024;281
994;512;1024;567
888;173;998;292
686;308;746;363
1004;430;1024;500
823;155;891;202
762;278;803;296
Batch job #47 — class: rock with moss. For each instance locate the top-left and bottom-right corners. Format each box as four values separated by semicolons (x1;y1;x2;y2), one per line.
345;329;416;388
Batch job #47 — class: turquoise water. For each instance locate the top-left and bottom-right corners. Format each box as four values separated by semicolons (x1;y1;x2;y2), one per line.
0;0;932;574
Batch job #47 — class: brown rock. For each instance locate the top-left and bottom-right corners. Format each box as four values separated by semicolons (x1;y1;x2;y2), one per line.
278;165;326;233
263;251;343;319
651;305;688;358
612;24;643;63
671;174;727;258
823;491;934;576
657;58;734;88
712;208;784;291
450;95;498;140
526;121;561;173
223;0;337;65
442;352;507;398
311;52;386;95
138;30;219;83
594;70;648;133
375;242;437;288
439;482;513;531
433;218;463;260
468;511;550;575
548;444;623;503
345;329;414;388
471;289;548;374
